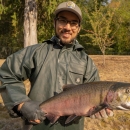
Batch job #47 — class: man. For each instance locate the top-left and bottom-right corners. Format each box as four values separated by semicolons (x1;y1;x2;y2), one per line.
0;1;113;130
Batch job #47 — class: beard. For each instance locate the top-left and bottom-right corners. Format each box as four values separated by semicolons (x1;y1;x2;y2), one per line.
55;29;77;45
59;38;73;44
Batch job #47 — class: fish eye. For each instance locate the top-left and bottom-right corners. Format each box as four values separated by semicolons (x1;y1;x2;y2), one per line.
126;89;130;93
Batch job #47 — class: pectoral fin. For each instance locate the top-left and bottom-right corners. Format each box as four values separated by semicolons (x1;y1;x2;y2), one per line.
86;104;107;116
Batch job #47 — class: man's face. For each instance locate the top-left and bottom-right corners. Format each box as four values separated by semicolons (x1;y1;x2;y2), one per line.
55;11;80;45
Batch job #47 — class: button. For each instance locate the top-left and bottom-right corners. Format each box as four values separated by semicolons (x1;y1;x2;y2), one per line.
75;78;81;83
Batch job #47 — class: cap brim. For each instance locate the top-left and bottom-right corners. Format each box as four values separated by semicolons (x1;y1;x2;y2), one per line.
55;8;82;22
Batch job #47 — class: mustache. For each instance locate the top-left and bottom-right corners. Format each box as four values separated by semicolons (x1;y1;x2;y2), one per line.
61;29;71;34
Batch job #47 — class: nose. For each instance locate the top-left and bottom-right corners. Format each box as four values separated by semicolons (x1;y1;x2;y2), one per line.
64;22;71;30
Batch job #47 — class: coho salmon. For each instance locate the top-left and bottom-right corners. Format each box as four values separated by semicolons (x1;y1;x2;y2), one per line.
39;81;130;124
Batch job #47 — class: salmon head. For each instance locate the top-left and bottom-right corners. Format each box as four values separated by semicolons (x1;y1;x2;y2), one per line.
105;82;130;110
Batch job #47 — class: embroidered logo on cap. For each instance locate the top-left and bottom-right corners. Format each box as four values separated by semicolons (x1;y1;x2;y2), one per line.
66;1;75;9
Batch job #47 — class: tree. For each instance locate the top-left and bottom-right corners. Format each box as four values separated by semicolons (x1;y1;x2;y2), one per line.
0;0;130;58
0;0;6;18
110;0;130;54
0;0;24;58
37;0;65;42
24;0;37;47
81;0;116;65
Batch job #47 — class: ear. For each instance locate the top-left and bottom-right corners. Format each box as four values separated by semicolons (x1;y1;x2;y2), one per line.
77;26;81;33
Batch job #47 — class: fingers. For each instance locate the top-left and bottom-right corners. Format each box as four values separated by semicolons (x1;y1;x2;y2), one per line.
90;108;113;119
91;112;102;119
106;108;114;117
99;109;108;118
29;119;41;124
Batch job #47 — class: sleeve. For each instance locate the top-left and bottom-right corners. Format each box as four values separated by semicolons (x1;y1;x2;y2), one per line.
0;46;36;112
83;56;100;83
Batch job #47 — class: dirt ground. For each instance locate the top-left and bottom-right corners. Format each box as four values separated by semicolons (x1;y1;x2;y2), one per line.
0;55;130;130
91;55;130;82
84;55;130;130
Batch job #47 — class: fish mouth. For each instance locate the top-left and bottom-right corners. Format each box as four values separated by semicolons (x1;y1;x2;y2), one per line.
117;103;130;110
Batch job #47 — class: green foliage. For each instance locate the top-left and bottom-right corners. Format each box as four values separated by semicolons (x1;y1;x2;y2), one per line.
0;0;130;58
37;0;65;42
0;0;7;18
0;0;24;58
80;0;115;57
111;0;130;54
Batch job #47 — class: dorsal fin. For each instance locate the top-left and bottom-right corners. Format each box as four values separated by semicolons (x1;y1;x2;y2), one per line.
62;84;75;91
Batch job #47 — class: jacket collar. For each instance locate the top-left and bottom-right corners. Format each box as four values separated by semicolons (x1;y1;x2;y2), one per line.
50;36;84;50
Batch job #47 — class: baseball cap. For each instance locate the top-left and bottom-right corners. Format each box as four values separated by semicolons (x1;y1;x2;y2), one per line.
55;1;82;22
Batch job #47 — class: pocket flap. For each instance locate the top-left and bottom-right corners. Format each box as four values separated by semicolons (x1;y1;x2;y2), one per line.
69;63;85;75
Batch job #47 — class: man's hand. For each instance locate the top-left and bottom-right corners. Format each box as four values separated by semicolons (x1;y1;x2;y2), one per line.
90;108;113;119
18;100;46;124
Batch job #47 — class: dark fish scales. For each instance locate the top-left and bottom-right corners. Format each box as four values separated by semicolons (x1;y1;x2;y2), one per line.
40;81;130;124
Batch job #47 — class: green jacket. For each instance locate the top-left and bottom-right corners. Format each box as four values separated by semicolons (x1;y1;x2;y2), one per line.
0;36;100;130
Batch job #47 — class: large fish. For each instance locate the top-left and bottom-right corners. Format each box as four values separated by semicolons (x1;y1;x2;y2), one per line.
39;81;130;124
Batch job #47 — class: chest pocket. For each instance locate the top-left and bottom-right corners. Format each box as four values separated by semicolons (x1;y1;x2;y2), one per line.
68;63;86;85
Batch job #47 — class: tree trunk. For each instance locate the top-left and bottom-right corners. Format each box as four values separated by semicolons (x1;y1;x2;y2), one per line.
24;0;37;47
